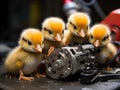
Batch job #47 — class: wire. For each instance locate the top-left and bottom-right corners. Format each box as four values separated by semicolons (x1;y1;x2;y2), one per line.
74;0;106;19
77;0;96;6
92;0;106;19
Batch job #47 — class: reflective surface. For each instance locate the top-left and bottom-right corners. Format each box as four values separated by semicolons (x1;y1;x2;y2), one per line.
0;76;120;90
0;65;120;90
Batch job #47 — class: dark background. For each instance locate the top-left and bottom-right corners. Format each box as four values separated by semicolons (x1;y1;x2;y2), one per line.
0;0;120;43
0;1;120;90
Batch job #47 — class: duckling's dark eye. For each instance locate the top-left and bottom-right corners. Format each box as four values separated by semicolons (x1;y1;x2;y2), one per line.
73;25;77;30
48;30;52;34
86;26;88;30
91;35;93;39
70;21;77;30
103;35;109;41
28;41;32;45
44;27;52;34
62;30;64;34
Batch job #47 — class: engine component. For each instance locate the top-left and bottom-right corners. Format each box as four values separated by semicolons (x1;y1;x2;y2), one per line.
45;44;96;79
63;0;80;17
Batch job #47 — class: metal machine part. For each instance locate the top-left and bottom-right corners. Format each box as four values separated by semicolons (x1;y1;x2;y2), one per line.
63;0;90;17
63;0;80;17
45;44;96;79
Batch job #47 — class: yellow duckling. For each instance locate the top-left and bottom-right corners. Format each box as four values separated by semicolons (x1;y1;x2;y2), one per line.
4;28;45;81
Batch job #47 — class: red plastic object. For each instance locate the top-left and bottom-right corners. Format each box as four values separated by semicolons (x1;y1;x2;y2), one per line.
64;0;72;4
101;9;120;42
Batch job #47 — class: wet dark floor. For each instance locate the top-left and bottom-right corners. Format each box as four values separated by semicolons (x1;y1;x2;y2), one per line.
0;65;120;90
0;77;120;90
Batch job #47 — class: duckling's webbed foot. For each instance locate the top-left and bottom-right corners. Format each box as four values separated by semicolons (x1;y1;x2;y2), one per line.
47;46;55;56
19;69;34;81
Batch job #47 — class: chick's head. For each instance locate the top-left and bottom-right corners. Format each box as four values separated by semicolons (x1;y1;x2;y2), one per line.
19;28;44;53
42;17;65;42
67;12;90;38
89;24;111;47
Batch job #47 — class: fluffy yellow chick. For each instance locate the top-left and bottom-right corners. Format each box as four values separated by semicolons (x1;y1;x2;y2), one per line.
4;28;45;81
63;12;91;45
89;24;117;70
42;17;65;56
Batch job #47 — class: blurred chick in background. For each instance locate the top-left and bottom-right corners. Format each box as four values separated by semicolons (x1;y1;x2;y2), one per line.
89;24;117;70
4;28;45;81
42;17;65;56
63;12;91;45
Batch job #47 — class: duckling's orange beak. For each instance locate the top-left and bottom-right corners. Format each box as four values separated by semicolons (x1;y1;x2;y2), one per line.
35;44;42;52
54;33;62;42
94;40;100;47
79;29;86;38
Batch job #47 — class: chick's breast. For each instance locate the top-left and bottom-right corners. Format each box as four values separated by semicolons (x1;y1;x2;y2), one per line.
22;52;45;75
5;46;45;75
